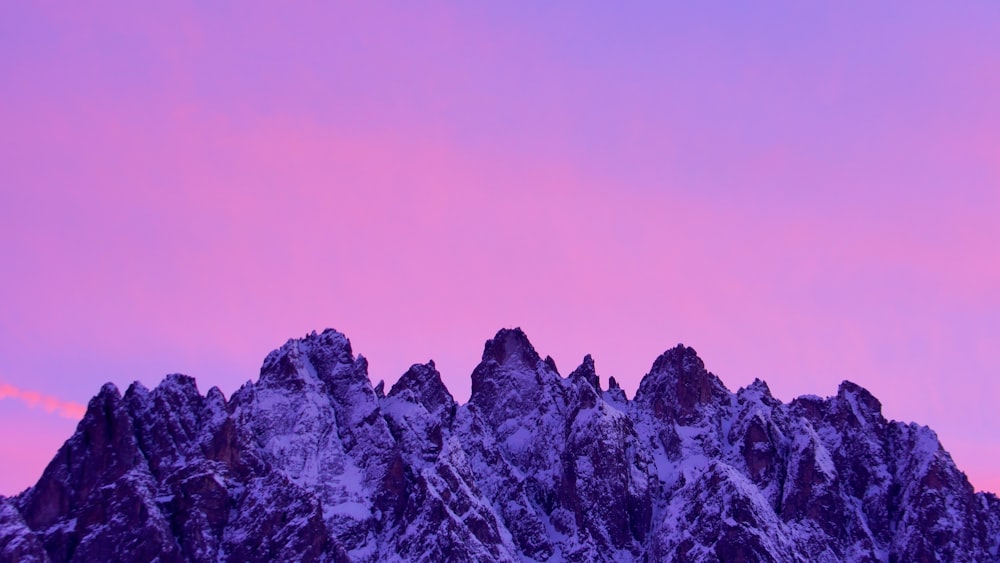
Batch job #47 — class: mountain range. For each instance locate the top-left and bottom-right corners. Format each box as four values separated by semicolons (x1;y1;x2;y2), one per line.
1;328;997;561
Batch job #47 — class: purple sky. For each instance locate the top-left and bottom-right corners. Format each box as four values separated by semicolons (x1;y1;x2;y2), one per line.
1;3;998;495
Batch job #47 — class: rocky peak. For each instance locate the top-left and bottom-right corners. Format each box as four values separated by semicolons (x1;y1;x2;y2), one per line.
634;343;730;424
19;382;141;532
736;378;779;408
205;385;226;406
387;361;455;418
836;380;884;421
382;362;456;465
158;372;200;394
650;343;705;375
481;327;541;369
568;354;600;391
123;380;150;401
469;328;564;427
257;328;355;390
603;375;627;404
149;374;204;416
745;377;772;397
122;374;211;477
251;329;383;445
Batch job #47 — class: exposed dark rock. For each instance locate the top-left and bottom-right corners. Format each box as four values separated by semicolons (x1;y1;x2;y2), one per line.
634;344;731;425
568;354;600;392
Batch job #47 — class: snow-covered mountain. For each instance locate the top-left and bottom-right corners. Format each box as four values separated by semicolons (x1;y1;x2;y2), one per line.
2;328;997;562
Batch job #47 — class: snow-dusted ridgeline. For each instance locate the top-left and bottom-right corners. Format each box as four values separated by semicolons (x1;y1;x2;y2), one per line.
1;328;998;562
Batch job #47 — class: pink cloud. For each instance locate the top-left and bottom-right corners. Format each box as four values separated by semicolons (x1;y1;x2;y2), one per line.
0;381;86;420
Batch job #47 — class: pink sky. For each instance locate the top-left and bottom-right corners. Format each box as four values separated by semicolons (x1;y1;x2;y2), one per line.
1;3;998;495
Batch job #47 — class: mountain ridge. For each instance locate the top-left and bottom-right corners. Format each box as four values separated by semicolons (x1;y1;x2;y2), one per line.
1;327;997;562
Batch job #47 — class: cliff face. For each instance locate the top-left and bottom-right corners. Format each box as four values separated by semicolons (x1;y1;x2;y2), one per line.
2;328;998;562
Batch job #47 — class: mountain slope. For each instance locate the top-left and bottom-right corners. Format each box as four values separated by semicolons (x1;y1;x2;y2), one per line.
2;328;997;562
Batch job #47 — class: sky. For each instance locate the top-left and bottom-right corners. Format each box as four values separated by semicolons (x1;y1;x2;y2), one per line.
1;2;998;496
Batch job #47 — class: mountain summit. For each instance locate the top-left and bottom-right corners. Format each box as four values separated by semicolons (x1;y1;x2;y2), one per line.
1;328;997;562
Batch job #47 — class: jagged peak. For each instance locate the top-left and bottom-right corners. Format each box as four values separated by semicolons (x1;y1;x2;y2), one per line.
257;328;360;391
793;393;825;404
748;378;771;395
649;343;705;376
635;343;706;398
470;328;566;423
124;380;150;399
481;327;542;369
634;343;730;422
389;362;434;394
568;354;600;391
311;327;353;349
73;384;129;440
260;328;354;377
205;386;226;404
81;383;125;417
354;354;369;374
836;380;883;419
604;375;627;403
156;373;200;394
388;361;455;415
738;378;775;401
98;382;121;398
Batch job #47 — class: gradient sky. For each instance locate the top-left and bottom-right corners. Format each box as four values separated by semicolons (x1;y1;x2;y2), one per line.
1;3;998;495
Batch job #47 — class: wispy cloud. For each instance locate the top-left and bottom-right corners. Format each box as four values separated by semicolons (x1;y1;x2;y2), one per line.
0;381;86;420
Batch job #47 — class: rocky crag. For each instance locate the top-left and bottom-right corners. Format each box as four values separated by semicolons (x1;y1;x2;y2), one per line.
1;328;997;562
